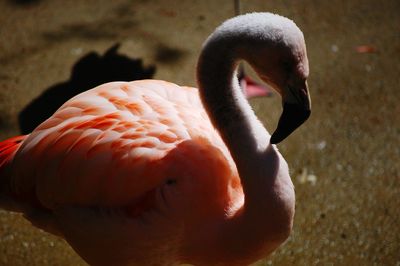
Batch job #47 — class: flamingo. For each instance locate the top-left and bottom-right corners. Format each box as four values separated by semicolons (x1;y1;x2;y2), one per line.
0;13;310;266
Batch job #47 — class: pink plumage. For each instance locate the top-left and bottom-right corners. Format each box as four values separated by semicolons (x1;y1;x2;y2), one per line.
1;81;244;265
13;80;241;209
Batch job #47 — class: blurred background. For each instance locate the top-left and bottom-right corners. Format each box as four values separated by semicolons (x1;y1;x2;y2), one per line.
0;0;399;265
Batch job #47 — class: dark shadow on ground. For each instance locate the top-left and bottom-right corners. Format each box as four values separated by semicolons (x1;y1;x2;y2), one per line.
19;43;156;134
8;0;40;6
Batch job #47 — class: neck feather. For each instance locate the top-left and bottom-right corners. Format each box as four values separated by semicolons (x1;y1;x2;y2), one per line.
193;13;296;262
196;33;292;262
197;30;277;190
195;30;294;262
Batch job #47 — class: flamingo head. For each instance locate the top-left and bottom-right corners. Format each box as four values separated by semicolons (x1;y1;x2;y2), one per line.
238;13;311;144
265;40;310;145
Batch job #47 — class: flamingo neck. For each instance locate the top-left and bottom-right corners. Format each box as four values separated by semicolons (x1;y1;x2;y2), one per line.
197;33;277;192
195;23;294;261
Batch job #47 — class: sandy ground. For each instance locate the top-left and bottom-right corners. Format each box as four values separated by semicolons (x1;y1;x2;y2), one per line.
0;0;399;265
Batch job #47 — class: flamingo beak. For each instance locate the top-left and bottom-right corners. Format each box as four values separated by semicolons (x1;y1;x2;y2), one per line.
270;81;311;144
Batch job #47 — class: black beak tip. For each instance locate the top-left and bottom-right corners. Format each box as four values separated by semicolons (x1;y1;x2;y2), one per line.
269;134;281;145
270;103;311;144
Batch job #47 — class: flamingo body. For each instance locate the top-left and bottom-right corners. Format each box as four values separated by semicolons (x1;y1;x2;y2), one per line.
6;80;244;265
14;80;241;210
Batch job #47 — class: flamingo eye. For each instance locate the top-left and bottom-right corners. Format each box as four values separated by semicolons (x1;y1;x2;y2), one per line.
166;179;177;185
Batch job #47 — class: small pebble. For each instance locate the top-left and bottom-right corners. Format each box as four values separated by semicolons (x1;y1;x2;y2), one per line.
70;47;83;55
365;64;372;72
331;44;339;53
316;140;327;150
297;168;318;185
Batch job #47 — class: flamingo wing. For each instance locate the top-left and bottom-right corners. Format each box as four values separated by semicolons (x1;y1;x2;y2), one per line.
11;80;227;210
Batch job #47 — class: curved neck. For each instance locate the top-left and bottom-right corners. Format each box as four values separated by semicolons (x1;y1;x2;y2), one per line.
195;34;293;263
197;36;278;191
